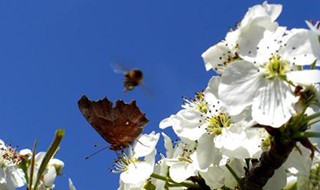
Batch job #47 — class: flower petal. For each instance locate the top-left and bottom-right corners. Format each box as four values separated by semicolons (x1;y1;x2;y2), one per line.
252;78;296;127
161;132;173;158
219;60;266;115
192;134;221;170
169;162;196;183
241;2;282;27
287;70;320;85
133;132;159;158
280;29;320;66
120;161;154;184
202;41;235;74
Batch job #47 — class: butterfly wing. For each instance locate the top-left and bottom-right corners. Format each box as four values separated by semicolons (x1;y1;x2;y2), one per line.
78;95;148;150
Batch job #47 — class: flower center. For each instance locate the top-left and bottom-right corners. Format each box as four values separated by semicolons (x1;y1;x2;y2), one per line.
195;93;208;113
177;142;196;164
264;56;289;79
183;92;208;114
0;146;23;167
206;113;231;135
112;154;138;173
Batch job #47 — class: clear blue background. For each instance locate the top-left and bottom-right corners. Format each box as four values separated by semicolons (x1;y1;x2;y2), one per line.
0;1;319;189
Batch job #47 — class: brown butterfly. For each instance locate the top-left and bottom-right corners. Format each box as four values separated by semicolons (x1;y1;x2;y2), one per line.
110;63;144;92
78;95;148;150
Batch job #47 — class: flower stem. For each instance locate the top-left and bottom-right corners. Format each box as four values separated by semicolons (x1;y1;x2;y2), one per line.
225;163;242;185
150;173;194;187
33;129;65;190
297;131;320;138
241;130;295;190
28;141;37;190
304;112;320;122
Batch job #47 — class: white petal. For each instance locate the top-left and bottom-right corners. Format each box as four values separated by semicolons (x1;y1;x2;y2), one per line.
133;131;159;158
215;125;250;159
216;120;265;159
264;167;287;190
162;132;173;158
287;70;320;85
241;2;282;27
35;152;46;166
219;61;266;115
252;79;296;127
169;162;196;183
174;110;207;141
159;116;177;129
205;76;220;98
120;161;153;184
144;150;156;166
239;18;280;63
49;158;64;169
0;140;5;147
192;134;221;170
201;41;234;74
280;29;320;66
43;166;56;188
224;159;246;188
5;166;26;188
200;165;225;189
283;143;312;176
19;149;32;157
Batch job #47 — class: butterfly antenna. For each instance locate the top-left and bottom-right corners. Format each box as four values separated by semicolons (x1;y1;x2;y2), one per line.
85;146;110;160
135;138;150;148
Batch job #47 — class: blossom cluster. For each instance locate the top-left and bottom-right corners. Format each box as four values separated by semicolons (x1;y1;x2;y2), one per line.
117;2;320;190
0;137;69;190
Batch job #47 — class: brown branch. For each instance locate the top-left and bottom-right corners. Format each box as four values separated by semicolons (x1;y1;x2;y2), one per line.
241;132;295;190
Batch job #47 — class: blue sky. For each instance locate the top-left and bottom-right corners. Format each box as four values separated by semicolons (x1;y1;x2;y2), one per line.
0;1;319;189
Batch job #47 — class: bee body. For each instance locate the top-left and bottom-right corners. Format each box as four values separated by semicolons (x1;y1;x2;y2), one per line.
124;69;143;92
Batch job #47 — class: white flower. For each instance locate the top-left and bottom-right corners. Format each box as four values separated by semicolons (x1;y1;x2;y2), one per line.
264;143;314;190
165;140;199;183
219;21;320;127
151;133;189;190
214;120;268;159
0;140;26;190
202;2;282;74
118;179;145;190
160;77;228;141
199;165;225;189
23;150;64;190
116;132;159;185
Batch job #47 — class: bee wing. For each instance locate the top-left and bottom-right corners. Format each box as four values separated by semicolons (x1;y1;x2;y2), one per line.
138;76;154;98
110;62;128;74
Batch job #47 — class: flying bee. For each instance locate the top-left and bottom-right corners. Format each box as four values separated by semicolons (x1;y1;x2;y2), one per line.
123;69;143;92
111;63;144;92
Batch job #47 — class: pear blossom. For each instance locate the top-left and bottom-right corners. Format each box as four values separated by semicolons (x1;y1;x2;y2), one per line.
165;139;199;183
151;133;189;190
19;149;64;190
161;77;266;168
218;19;320;127
199;164;225;189
202;2;282;74
0;140;26;190
116;132;159;186
214;120;268;159
160;77;227;141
